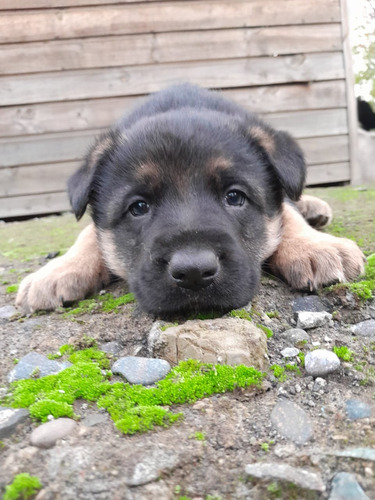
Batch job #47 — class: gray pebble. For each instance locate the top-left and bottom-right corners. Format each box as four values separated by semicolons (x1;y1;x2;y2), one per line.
282;328;310;346
281;347;300;358
351;319;375;338
292;295;331;313
7;352;71;382
244;463;325;492
0;305;18;323
329;448;375;461
124;445;179;486
305;349;340;377
82;413;108;427
345;399;372;420
0;406;29;438
112;356;171;385
30;418;77;449
329;472;370;500
295;311;332;329
271;400;313;445
99;341;122;355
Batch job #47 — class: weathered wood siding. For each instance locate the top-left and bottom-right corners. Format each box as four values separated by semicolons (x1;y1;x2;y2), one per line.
0;0;355;218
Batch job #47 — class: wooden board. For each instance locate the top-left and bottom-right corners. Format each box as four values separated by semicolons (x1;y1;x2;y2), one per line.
0;53;345;106
0;0;163;8
0;162;79;197
0;0;341;44
306;162;350;185
0;82;347;138
0;24;342;75
299;135;349;165
0;192;70;219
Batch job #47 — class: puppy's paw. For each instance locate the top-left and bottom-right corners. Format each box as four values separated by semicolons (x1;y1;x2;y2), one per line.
16;255;109;313
270;233;365;290
296;194;333;228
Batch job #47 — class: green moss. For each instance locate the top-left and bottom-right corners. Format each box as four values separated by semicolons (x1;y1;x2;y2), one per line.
5;284;19;294
265;311;280;319
190;431;205;441
3;473;42;500
3;346;264;435
160;322;179;331
298;352;305;366
229;309;253;321
285;363;301;376
270;365;286;382
256;323;273;338
333;346;354;362
63;292;135;317
260;440;274;452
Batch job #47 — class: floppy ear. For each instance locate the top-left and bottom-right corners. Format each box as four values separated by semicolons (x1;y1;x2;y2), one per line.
248;125;306;201
68;130;117;220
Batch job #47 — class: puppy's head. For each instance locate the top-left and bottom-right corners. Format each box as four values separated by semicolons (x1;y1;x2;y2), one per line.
68;100;305;315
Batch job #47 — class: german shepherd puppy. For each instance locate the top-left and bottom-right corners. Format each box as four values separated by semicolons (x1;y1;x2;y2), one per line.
16;84;364;315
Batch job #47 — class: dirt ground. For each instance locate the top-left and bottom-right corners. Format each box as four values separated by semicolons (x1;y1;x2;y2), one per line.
0;186;374;500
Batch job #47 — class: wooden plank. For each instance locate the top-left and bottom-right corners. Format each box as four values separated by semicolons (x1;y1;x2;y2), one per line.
0;131;93;168
265;109;348;138
0;0;163;8
298;135;349;165
0;24;342;75
306;162;350;185
0;0;341;44
0;130;350;170
0;192;70;219
0;161;78;197
0;53;345;106
0;82;347;138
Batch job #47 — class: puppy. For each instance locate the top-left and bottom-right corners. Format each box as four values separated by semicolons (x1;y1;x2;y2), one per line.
16;84;365;315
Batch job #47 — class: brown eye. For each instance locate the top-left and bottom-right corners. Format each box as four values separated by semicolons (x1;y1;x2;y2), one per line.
225;190;246;207
129;200;150;217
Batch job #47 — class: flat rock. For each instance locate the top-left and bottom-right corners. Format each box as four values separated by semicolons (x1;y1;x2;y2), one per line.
244;463;325;492
124;444;179;486
345;399;372;420
305;349;340;377
270;400;313;445
82;413;108;427
99;341;122;355
7;352;71;382
351;319;375;337
0;406;29;438
30;418;77;449
329;448;375;461
281;328;310;346
329;472;370;500
112;356;171;385
149;318;269;369
295;311;332;329
292;295;331;313
281;347;300;358
0;304;18;322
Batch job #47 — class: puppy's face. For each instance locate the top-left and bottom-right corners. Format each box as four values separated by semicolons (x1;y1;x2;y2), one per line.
68;88;305;315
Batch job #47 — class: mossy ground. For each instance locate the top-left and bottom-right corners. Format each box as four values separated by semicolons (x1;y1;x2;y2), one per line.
3;473;42;500
2;343;265;435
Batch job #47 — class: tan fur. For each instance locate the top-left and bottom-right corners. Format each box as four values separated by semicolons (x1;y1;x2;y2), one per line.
97;229;128;280
134;162;162;189
87;134;116;169
296;194;333;228
248;125;275;155
262;214;283;260
269;203;365;290
16;224;110;313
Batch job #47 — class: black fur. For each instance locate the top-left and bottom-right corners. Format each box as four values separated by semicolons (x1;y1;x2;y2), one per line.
68;84;306;314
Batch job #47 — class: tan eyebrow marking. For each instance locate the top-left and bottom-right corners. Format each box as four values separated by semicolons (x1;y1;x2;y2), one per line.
248;125;276;156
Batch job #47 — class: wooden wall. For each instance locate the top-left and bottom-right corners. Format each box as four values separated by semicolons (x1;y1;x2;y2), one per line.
0;0;355;218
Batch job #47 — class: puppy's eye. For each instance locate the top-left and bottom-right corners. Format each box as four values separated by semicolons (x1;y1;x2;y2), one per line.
129;200;150;217
225;190;246;207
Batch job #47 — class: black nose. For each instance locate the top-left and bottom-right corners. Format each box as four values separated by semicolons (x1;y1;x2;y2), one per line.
169;249;219;290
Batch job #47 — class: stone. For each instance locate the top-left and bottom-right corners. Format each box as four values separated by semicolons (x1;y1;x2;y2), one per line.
351;319;375;338
304;349;340;377
345;399;372;420
82;413;108;427
281;328;310;346
292;295;331;313
295;311;332;329
328;472;370;500
124;445;179;486
0;406;29;438
329;448;375;461
0;305;17;323
271;400;313;445
112;356;171;385
99;341;122;355
30;418;77;449
244;463;325;492
8;352;71;382
149;318;269;369
281;347;300;358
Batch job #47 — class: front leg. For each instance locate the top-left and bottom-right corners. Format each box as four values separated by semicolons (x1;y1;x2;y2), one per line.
16;224;111;313
269;203;365;290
